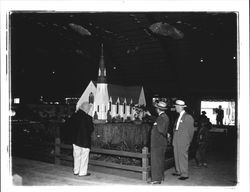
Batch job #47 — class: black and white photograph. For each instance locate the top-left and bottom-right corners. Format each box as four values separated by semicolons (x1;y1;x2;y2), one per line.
1;0;249;192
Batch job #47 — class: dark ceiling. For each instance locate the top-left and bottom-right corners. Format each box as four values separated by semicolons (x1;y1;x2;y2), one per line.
10;12;238;102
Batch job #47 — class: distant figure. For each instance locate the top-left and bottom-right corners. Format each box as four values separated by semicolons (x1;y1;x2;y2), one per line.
216;105;224;126
172;100;195;180
68;102;94;176
200;111;207;120
198;111;208;127
195;118;211;167
147;101;170;184
198;111;212;130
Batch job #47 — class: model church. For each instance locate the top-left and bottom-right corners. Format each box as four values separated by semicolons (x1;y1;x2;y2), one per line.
76;45;147;121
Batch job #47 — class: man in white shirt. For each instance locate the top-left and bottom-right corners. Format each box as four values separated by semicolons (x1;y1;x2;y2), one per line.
172;100;195;180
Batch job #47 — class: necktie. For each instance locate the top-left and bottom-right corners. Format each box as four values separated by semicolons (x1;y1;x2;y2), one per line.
176;114;181;130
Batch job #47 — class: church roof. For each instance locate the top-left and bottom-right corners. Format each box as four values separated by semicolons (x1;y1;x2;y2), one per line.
107;84;142;104
92;81;143;105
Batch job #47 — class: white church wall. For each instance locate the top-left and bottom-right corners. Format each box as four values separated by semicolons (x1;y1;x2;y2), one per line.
123;105;129;119
109;103;133;120
111;104;117;117
94;83;109;120
76;81;96;112
120;104;128;119
93;102;109;119
78;82;147;121
118;104;123;118
131;108;136;121
126;105;131;118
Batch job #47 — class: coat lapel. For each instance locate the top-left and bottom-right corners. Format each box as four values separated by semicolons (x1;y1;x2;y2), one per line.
175;112;186;130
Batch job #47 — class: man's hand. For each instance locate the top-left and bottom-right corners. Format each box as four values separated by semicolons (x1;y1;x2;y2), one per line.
145;110;151;116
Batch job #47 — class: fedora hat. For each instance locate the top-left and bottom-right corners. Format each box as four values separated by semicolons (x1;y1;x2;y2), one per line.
154;101;168;110
174;100;187;107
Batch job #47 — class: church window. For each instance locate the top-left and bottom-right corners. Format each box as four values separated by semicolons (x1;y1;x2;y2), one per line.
116;103;119;114
89;92;94;104
130;105;132;114
123;103;126;114
105;106;106;112
109;101;111;111
98;69;101;76
97;105;99;112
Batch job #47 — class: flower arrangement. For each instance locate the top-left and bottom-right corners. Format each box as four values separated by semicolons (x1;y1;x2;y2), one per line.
132;105;148;124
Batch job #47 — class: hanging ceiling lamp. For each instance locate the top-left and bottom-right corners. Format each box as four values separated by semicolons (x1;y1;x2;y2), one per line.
69;23;91;36
149;22;184;39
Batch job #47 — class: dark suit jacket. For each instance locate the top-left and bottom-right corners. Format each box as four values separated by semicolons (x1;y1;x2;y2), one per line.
68;110;94;148
173;112;195;147
151;112;169;148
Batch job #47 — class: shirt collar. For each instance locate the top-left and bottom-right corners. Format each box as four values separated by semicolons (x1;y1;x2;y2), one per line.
159;111;165;116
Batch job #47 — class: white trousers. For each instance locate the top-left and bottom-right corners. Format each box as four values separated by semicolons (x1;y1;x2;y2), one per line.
73;144;90;176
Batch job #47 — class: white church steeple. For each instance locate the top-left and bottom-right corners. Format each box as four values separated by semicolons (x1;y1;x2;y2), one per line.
94;44;109;120
97;43;107;83
77;44;147;122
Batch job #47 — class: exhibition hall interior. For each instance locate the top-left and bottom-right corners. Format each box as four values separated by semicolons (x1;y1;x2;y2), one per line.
9;12;239;186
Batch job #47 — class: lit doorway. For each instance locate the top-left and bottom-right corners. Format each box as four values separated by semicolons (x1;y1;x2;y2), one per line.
200;100;235;126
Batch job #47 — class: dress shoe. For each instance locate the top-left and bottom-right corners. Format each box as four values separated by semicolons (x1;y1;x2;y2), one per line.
73;173;78;176
147;181;161;184
172;173;181;176
79;173;91;176
178;176;189;180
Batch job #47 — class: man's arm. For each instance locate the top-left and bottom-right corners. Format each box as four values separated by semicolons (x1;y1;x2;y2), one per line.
156;115;169;136
186;115;195;141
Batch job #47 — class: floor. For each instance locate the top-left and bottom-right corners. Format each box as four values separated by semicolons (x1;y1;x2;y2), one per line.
11;149;237;186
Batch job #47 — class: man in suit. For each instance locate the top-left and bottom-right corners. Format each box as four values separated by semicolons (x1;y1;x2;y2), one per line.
216;105;224;126
68;102;94;176
172;100;195;180
147;101;170;184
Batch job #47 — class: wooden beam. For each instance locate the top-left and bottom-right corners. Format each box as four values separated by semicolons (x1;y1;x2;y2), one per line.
89;160;146;172
60;144;149;159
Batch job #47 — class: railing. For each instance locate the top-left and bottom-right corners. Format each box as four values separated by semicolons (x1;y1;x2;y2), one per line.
54;122;176;181
55;141;150;181
55;128;151;180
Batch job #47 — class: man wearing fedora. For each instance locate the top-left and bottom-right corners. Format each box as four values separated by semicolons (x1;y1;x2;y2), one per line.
147;101;170;184
172;100;195;180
